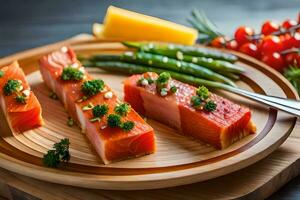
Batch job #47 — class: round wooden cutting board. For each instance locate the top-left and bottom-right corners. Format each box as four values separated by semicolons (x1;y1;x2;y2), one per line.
0;37;298;190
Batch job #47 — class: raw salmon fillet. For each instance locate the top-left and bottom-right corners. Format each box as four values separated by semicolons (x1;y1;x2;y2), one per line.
124;72;256;149
0;61;43;133
39;47;155;164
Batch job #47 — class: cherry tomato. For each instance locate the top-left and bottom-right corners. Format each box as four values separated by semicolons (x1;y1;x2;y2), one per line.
261;35;283;54
238;43;260;58
211;36;226;48
226;40;239;51
282;19;297;30
290;32;300;48
261;21;280;35
234;26;255;45
261;52;285;71
282;32;300;49
284;53;299;66
280;34;293;50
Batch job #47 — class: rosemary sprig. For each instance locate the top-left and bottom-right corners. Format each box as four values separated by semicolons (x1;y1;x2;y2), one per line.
188;9;223;44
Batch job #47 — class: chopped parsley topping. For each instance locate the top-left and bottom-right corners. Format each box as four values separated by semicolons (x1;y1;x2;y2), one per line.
49;91;58;100
81;79;104;98
196;86;210;100
191;96;202;108
170;86;177;93
147;78;154;84
67;117;74;127
107;114;122;128
156;72;175;96
120;121;135;132
156;72;170;86
61;67;84;81
43;150;60;168
3;79;22;96
114;103;131;116
137;77;154;86
0;71;4;78
43;138;70;168
204;100;217;112
15;95;27;104
92;104;109;118
191;86;217;112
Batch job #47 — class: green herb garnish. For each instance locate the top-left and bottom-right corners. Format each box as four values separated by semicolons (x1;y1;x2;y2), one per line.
196;86;210;100
49;91;58;100
107;114;122;128
121;121;135;132
204;100;217;112
43;138;70;168
147;77;154;84
43;150;60;168
0;71;4;78
156;72;170;86
284;66;300;95
15;95;27;104
137;77;154;86
191;96;202;108
61;67;84;81
170;86;177;93
92;104;109;118
81;79;104;98
67;117;74;127
156;72;172;95
191;86;216;112
3;79;22;96
114;103;131;116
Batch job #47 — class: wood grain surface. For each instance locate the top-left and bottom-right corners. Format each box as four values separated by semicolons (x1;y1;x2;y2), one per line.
1;0;300;198
0;130;299;200
0;35;299;194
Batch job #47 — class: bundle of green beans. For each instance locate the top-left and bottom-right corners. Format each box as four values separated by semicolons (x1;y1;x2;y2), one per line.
82;60;233;91
80;41;245;89
122;41;238;63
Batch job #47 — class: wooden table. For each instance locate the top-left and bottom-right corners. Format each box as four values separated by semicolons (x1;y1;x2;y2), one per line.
1;0;300;199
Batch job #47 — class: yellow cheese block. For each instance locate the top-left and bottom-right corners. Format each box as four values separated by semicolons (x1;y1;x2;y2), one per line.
100;6;198;45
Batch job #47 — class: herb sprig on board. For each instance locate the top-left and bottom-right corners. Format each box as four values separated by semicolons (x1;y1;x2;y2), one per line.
43;138;71;168
284;65;300;95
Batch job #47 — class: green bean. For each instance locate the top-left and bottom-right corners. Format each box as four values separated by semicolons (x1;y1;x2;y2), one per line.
82;60;234;91
122;41;238;63
90;52;236;87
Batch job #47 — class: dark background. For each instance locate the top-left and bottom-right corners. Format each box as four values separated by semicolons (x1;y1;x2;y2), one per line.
0;0;300;199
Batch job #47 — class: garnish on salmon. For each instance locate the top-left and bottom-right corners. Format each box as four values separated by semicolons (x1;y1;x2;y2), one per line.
39;47;155;164
0;61;43;133
124;72;256;149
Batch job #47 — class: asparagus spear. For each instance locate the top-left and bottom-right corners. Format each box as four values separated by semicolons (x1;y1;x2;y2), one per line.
122;41;238;63
90;52;236;87
81;60;234;90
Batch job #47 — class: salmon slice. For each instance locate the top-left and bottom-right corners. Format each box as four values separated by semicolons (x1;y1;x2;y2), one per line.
39;47;155;164
124;72;256;149
0;61;43;133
